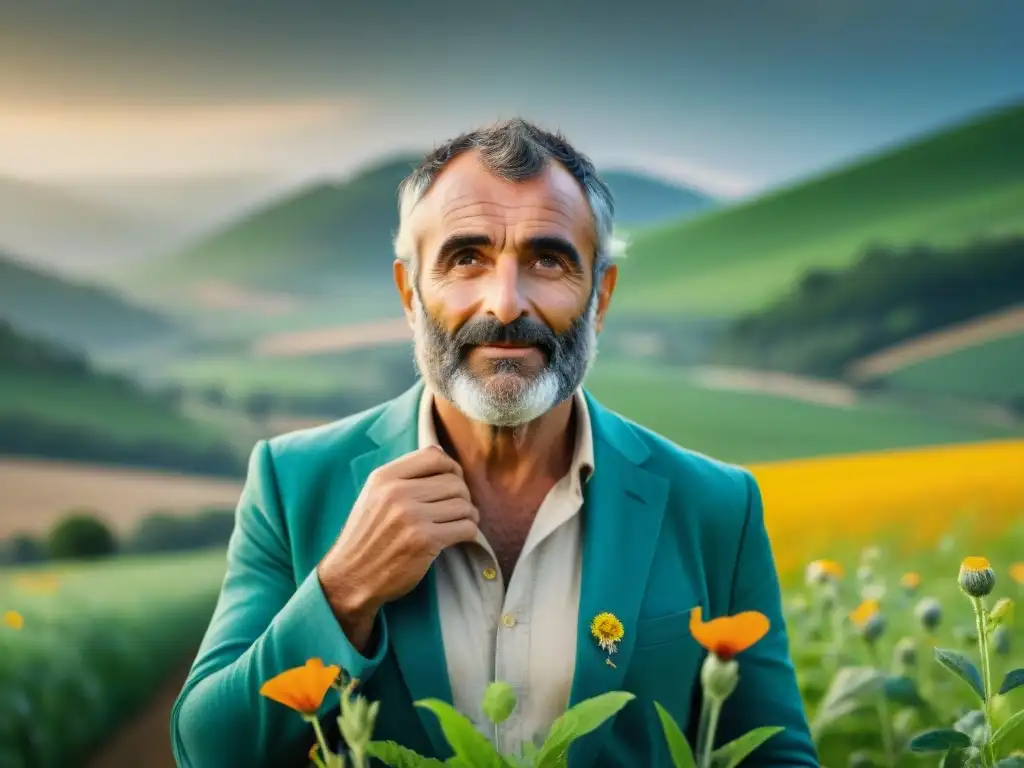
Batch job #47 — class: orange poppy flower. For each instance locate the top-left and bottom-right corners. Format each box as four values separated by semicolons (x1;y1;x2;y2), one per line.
259;658;341;714
689;606;770;660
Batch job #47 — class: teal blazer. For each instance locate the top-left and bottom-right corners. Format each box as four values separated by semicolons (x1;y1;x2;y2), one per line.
170;381;818;767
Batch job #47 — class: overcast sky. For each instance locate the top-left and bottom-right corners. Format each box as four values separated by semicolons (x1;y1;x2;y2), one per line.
1;0;1021;196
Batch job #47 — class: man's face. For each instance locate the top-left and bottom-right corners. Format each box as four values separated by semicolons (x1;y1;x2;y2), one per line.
394;150;618;426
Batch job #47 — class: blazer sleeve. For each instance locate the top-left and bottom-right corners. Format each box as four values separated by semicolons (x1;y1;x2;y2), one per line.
713;469;820;766
170;439;390;768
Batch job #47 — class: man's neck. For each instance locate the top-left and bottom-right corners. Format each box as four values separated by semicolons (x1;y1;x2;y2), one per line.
433;394;576;494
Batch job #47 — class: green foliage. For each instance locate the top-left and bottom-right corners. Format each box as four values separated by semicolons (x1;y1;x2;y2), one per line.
908;729;973;752
0;550;225;767
712;726;785;768
713;236;1024;378
615;102;1024;317
46;512;118;560
1000;671;1024;697
533;691;634;767
482;681;517;726
655;702;697;767
126;508;236;554
934;649;986;704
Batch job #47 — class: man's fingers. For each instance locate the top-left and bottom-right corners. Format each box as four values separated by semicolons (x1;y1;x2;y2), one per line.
390;445;462;480
424;498;480;525
408;474;472;504
433;518;480;548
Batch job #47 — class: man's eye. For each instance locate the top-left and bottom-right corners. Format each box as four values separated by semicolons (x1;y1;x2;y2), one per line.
453;251;480;266
535;254;562;269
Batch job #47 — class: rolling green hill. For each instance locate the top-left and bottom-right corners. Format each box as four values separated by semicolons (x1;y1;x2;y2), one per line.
877;332;1024;405
614;101;1024;317
137;156;717;314
0;321;244;476
0;253;180;354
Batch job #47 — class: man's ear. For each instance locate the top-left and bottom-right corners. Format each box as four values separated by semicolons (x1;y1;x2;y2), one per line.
393;258;416;327
593;263;618;333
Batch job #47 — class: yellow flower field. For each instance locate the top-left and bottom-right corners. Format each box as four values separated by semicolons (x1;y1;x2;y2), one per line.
748;439;1024;579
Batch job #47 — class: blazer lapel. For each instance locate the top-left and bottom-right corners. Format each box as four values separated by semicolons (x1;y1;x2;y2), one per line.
347;380;455;758
567;391;670;768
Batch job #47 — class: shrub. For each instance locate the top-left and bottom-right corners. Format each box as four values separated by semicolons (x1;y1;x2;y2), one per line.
47;511;118;560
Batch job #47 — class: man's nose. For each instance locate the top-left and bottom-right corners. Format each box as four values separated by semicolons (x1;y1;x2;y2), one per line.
482;256;528;326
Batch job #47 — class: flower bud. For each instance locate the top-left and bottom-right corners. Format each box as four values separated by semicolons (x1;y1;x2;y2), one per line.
701;652;739;701
337;680;380;756
899;572;921;595
914;597;942;632
850;600;885;644
992;625;1011;657
988;597;1014;629
806;559;844;586
893;637;917;669
958;557;996;598
482;681;517;724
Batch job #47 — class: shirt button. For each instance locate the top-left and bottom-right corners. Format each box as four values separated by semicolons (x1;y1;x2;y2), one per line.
501;613;517;628
482;567;498;581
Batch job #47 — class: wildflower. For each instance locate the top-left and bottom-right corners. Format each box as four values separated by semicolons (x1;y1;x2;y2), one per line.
915;597;942;632
992;625;1011;656
860;545;882;565
899;572;921;595
259;658;341;715
689;606;770;661
3;610;23;630
1010;562;1024;585
857;564;874;584
590;612;624;667
806;559;844;586
893;637;917;669
850;599;885;644
958;557;995;598
988;597;1013;628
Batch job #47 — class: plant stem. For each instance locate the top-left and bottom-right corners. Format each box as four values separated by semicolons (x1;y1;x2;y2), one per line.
868;643;894;767
699;697;724;768
306;715;338;768
971;597;995;768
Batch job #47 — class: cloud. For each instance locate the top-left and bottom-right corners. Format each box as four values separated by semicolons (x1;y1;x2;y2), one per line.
0;98;369;177
599;151;759;199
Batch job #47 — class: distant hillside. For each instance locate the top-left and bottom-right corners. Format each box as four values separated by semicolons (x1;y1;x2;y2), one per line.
0;252;180;354
0;175;181;275
140;157;719;307
615;101;1024;317
602;170;715;226
0;321;244;476
140;156;420;299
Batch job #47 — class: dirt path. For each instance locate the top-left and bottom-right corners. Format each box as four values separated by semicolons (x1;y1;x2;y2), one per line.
846;302;1024;380
690;365;859;407
87;656;194;768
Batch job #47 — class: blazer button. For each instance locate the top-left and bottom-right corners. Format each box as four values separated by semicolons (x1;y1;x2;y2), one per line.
501;613;517;628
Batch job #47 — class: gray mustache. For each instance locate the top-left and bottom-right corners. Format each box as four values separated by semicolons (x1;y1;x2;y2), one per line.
453;317;558;358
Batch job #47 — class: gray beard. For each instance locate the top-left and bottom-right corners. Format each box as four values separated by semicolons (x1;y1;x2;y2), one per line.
410;289;599;427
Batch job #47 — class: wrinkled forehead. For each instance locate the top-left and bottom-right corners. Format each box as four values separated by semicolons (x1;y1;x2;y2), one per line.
406;151;597;261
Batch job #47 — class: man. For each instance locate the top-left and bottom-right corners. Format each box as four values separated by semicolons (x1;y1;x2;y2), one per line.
170;119;818;767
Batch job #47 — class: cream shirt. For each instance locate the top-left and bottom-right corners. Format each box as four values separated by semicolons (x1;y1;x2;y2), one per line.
417;386;595;755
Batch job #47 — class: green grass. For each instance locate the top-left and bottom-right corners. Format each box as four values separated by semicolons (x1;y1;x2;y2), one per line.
880;332;1024;403
0;550;225;767
585;360;1023;463
0;370;225;448
614;102;1024;317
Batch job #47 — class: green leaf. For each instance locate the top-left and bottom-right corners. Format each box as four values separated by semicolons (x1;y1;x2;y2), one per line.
883;675;926;708
534;691;635;768
991;709;1024;756
711;726;784;768
415;699;506;768
907;729;972;753
810;666;886;736
482;681;517;725
933;648;986;703
366;740;447;767
994;757;1024;767
939;747;973;768
998;669;1024;696
653;702;696;768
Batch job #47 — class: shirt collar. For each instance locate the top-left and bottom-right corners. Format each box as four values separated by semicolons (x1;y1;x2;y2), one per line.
416;383;596;484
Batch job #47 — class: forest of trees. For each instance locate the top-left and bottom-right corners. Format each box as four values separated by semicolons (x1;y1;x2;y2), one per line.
712;235;1024;378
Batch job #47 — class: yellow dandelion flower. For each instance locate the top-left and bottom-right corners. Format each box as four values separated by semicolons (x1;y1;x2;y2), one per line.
1010;562;1024;585
959;556;995;598
900;572;921;592
590;612;624;667
3;610;24;630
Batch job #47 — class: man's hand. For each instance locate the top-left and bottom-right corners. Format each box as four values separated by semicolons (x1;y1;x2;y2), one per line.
316;445;479;651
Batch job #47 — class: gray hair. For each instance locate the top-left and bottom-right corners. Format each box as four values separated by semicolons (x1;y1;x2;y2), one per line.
393;118;628;275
